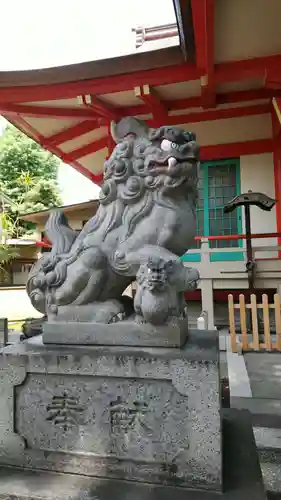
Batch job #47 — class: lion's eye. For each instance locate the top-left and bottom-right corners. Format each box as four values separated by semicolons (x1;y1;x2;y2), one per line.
160;139;172;151
171;142;179;149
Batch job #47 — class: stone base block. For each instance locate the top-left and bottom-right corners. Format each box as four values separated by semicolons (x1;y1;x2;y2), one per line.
0;410;266;499
42;317;189;347
0;330;221;491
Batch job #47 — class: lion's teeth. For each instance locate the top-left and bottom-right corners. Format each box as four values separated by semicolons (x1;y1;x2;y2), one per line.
168;157;177;169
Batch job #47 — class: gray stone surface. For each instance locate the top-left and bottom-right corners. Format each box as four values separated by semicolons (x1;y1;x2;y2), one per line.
0;330;221;491
231;396;281;428
260;461;281;497
43;317;189;346
226;337;252;399
259;449;281;496
244;352;281;400
26;117;200;340
0;409;266;499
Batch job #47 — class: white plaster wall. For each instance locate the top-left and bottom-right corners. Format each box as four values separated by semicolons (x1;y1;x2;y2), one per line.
180;113;271;145
240;153;277;259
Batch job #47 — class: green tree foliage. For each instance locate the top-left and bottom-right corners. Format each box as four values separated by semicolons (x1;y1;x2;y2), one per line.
0;124;62;281
0;212;20;283
0;124;62;217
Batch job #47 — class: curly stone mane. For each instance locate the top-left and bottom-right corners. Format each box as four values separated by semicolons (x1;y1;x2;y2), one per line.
27;117;199;314
77;119;198;242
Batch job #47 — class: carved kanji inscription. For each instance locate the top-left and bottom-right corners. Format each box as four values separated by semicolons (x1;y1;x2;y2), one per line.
46;392;84;431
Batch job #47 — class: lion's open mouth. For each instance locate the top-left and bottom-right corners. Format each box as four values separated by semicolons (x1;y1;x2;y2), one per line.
149;156;197;173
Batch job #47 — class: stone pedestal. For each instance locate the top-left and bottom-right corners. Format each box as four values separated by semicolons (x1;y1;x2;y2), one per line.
42;317;188;347
0;331;221;492
0;410;267;499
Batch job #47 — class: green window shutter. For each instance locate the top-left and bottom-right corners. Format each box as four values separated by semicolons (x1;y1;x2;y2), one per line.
183;158;243;262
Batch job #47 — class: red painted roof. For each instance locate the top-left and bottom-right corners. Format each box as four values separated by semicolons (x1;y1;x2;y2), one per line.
0;0;280;183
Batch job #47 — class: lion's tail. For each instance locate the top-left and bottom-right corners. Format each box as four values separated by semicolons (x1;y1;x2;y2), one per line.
45;209;77;256
26;210;77;313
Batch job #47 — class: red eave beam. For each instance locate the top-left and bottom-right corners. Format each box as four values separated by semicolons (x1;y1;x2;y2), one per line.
135;85;167;125
0;88;275;122
195;232;281;241
0;103;98;120
47;120;98;147
79;94;122;122
121;88;278;117
64;136;108;162
200;138;273;161
2;55;281;104
214;54;281;85
191;0;215;108
0;64;201;103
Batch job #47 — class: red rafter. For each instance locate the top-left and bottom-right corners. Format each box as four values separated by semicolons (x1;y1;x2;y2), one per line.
0;103;98;120
135;85;167;124
5;114;103;184
123;88;276;117
47;121;99;146
0;88;274;124
191;0;215;108
64;137;108;162
163;102;270;126
81;94;121;121
214;55;281;84
215;88;278;105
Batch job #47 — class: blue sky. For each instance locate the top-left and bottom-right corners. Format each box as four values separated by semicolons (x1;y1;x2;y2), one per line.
1;0;175;204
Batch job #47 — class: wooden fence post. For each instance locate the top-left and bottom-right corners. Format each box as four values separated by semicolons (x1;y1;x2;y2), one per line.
239;294;248;350
250;294;260;351
228;294;237;352
262;294;271;351
274;294;281;351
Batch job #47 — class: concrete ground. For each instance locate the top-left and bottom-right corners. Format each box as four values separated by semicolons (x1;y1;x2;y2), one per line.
244;352;281;400
224;336;281;496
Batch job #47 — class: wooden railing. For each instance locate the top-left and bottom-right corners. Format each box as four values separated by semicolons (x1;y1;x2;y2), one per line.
194;232;281;242
228;293;281;352
188;233;281;330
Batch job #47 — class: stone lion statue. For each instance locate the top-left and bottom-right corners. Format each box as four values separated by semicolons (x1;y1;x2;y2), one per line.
134;249;199;325
27;117;199;329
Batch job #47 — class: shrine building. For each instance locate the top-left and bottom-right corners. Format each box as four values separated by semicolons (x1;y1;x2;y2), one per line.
1;0;281;327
